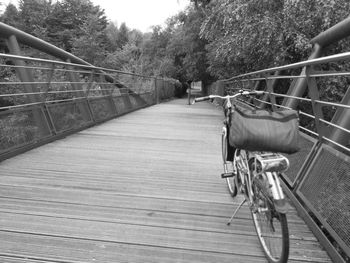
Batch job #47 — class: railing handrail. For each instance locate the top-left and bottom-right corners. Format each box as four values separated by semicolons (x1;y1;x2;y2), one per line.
214;44;350;156
223;51;350;81
0;53;166;80
0;52;178;113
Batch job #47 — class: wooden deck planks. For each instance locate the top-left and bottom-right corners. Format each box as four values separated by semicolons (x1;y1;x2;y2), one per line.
0;99;332;262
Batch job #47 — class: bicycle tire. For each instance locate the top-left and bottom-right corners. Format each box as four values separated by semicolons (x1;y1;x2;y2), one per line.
222;126;237;197
250;174;289;263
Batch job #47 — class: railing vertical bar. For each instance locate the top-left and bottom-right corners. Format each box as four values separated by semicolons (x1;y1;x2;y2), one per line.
42;63;55;103
305;66;328;140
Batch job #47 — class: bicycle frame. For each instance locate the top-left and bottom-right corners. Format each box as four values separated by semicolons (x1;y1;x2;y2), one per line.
194;90;291;263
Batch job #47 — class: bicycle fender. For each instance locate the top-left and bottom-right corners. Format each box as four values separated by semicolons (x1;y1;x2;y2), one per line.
274;199;290;214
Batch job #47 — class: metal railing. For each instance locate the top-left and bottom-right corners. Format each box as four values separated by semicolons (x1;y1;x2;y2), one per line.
0;53;176;158
208;50;350;263
223;51;350;151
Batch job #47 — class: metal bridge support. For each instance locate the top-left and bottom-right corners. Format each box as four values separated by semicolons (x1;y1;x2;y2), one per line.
0;22;146;106
329;88;350;146
259;71;280;109
283;44;322;109
6;35;48;133
6;35;40;104
65;59;97;121
310;17;350;146
66;59;85;98
284;17;350;146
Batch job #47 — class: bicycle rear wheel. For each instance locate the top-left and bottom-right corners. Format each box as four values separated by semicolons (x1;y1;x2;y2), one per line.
251;175;289;263
222;126;237;197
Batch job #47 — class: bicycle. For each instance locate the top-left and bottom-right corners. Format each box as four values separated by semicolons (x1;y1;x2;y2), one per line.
193;90;293;263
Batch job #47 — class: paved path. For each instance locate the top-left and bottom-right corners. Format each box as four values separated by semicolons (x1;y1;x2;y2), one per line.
0;99;331;262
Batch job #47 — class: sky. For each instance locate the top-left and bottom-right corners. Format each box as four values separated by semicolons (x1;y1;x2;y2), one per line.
0;0;190;32
93;0;190;32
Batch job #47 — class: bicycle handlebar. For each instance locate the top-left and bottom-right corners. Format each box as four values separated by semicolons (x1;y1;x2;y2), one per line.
193;90;264;104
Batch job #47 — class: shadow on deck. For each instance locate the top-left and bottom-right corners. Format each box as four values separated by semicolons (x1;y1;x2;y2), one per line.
0;99;331;262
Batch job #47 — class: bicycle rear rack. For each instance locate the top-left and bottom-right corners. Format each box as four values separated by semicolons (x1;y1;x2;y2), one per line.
253;153;290;174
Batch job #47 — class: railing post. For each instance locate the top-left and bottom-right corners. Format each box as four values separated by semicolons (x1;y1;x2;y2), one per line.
216;80;225;96
305;65;328;140
211;80;225;106
66;60;93;122
154;78;160;104
42;63;55;103
187;82;192;105
107;78;119;116
98;74;118;116
66;59;85;98
161;79;165;102
258;72;279;109
266;77;278;110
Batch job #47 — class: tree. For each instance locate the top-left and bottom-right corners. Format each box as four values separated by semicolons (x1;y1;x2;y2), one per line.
200;0;285;78
105;22;119;52
71;13;108;65
116;22;129;49
0;3;20;28
46;0;108;52
140;25;172;76
128;29;144;46
163;6;213;85
17;0;53;39
282;0;350;61
103;42;141;72
190;0;211;9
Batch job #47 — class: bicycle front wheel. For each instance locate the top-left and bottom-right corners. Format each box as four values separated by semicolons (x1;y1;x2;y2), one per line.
221;126;237;197
251;175;289;263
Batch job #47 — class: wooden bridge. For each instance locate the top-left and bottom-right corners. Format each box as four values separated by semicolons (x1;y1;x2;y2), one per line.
0;99;331;263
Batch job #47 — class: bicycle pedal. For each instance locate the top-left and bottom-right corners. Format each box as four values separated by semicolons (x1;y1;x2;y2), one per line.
221;172;235;178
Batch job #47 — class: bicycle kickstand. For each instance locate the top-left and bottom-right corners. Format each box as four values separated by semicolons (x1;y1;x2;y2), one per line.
227;199;246;225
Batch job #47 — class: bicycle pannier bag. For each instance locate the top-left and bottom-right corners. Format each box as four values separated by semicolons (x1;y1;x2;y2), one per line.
229;107;300;154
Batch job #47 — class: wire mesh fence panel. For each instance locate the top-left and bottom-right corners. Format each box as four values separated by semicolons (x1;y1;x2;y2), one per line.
297;145;350;256
159;80;175;101
282;133;318;187
138;92;155;105
88;97;116;122
0;107;50;154
46;100;92;133
112;95;131;116
129;93;148;109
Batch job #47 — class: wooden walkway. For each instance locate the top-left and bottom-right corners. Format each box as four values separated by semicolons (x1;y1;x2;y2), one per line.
0;99;331;263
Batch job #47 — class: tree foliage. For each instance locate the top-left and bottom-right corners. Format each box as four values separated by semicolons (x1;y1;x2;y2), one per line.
46;0;107;52
1;3;20;28
200;0;350;78
71;13;108;65
18;0;52;39
166;8;211;84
